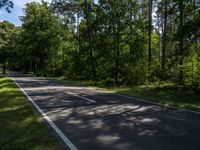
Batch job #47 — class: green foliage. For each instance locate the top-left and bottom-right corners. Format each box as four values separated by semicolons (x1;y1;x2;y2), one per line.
18;2;63;75
115;84;200;112
0;21;15;60
0;21;17;73
184;50;200;85
2;0;200;87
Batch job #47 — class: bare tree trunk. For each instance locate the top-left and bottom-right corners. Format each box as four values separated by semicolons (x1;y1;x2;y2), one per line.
129;0;135;62
193;0;197;41
162;0;167;71
193;0;196;18
3;61;6;74
179;1;184;84
148;0;152;69
77;12;80;53
115;23;120;84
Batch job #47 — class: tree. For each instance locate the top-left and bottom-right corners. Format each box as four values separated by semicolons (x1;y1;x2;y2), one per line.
0;21;16;74
20;2;62;75
162;0;168;71
2;0;199;87
178;0;184;83
0;0;13;12
83;0;96;81
148;0;153;69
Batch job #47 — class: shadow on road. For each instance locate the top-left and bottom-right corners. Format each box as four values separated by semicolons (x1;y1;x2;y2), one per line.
10;74;200;150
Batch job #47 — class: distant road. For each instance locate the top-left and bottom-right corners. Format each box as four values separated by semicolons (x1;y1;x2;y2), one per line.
10;72;200;150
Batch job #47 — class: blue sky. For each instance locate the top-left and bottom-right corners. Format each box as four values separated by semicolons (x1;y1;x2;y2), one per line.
0;0;99;26
0;0;52;26
0;0;101;26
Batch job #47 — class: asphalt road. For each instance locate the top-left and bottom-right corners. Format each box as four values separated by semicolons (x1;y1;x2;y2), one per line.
11;73;200;150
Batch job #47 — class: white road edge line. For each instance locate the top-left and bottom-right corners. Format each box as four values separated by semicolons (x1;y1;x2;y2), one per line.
67;92;96;103
11;77;78;150
112;93;200;115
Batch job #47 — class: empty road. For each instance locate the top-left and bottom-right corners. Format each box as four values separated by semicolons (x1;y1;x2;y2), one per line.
10;73;200;150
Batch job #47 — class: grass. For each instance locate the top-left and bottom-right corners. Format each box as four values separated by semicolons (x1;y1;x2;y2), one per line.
114;84;200;112
0;77;65;150
49;76;200;112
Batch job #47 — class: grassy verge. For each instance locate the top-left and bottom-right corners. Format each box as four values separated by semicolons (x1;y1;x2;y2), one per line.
0;77;65;150
114;85;200;112
49;77;200;112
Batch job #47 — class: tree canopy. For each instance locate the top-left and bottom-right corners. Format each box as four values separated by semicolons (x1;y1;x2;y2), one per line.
0;20;16;74
0;0;13;12
0;0;200;86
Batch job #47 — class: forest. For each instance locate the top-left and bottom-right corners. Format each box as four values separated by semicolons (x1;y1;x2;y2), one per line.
0;0;200;87
1;1;200;150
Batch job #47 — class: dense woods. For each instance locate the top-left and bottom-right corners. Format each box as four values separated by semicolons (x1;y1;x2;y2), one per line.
0;0;200;86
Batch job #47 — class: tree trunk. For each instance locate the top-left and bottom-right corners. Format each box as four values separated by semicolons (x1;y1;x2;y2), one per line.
162;0;167;71
84;0;96;81
179;1;184;84
193;0;196;19
115;23;120;84
77;12;80;53
3;61;6;74
129;0;134;62
148;0;152;69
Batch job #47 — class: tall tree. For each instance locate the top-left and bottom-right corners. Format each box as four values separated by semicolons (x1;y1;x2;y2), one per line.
148;0;153;69
0;21;16;74
20;2;62;74
162;0;168;70
178;0;184;83
83;0;96;81
3;0;198;86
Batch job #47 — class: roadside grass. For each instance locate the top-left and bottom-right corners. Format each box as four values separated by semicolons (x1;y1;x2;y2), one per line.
48;76;200;112
0;77;65;150
114;84;200;112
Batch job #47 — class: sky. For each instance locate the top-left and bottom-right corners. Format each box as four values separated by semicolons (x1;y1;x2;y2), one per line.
0;0;54;26
0;0;98;26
